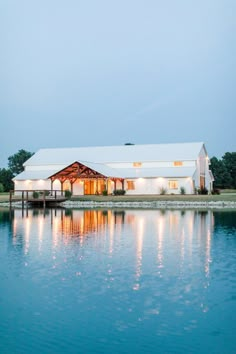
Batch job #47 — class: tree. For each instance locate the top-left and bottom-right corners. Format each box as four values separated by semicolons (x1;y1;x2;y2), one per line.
222;152;236;188
210;156;233;188
0;168;14;192
8;149;34;176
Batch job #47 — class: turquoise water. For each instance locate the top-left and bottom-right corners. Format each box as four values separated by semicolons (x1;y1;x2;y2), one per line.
0;207;235;354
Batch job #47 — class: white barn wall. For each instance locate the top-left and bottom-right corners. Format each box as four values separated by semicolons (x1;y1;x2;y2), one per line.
14;179;51;196
52;179;61;191
206;170;213;191
195;145;212;191
15;179;51;191
73;180;84;195
125;177;194;195
107;161;195;169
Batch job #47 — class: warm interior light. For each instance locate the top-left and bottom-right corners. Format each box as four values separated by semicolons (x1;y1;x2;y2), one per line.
133;162;142;167
173;161;183;166
168;180;178;189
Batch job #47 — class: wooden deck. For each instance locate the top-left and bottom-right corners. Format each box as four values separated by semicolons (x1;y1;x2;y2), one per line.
9;190;68;208
27;197;67;206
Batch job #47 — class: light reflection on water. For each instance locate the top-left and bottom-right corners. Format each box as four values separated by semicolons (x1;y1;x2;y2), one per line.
0;207;236;354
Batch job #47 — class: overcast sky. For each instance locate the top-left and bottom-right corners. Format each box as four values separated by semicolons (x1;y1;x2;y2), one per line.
0;0;235;167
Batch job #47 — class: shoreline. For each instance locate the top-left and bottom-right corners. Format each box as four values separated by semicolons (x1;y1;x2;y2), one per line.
1;200;236;209
61;200;236;209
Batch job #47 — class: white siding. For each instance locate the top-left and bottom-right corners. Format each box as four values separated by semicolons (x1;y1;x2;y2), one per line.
107;160;195;169
125;177;194;195
73;180;84;195
14;179;51;191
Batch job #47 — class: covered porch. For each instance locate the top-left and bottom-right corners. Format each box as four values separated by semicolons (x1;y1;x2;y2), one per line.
49;162;124;195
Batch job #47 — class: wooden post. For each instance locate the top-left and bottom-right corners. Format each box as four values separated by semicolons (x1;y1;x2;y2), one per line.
70;181;73;195
61;181;64;196
106;179;109;193
22;191;24;209
43;190;46;209
9;190;12;208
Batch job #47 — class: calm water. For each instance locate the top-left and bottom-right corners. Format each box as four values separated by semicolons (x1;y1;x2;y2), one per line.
0;207;235;354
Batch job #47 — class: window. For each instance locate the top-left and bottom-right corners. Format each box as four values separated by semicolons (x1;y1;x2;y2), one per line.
133;162;142;167
168;180;178;189
173;161;183;166
127;180;135;190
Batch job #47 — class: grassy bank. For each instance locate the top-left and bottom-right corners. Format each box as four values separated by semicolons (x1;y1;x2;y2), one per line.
1;192;236;204
70;193;236;203
0;193;10;203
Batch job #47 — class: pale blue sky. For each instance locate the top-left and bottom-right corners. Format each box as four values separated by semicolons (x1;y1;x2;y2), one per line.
0;0;235;167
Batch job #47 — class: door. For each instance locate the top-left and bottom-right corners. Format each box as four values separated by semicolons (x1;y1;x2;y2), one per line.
84;180;96;194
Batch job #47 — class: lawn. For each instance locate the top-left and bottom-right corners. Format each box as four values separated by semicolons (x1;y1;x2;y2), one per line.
70;193;236;203
0;193;9;202
1;191;236;204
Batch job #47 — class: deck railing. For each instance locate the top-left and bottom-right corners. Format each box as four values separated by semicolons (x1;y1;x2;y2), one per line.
9;190;66;208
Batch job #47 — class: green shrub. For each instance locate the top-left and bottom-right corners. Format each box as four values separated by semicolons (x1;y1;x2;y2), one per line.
198;187;208;195
180;186;186;195
33;191;39;199
102;190;108;196
65;190;72;199
212;188;220;195
113;189;126;196
0;183;4;193
159;187;167;195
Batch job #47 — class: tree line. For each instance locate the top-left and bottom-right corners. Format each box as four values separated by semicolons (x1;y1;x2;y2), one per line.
0;149;235;192
0;150;34;192
210;152;236;189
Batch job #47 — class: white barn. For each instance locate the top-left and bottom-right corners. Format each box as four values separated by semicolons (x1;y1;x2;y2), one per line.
13;142;214;195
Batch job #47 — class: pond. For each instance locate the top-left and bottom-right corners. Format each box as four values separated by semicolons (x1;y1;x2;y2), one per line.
0;207;235;354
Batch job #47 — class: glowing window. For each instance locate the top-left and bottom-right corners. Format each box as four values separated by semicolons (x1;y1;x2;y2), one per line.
173;161;183;166
127;180;135;190
133;162;142;167
168;180;178;189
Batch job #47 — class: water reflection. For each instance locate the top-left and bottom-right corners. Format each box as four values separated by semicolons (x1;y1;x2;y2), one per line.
1;207;236;354
6;208;215;280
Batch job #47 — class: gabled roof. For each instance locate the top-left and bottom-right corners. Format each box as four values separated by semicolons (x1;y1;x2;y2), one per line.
117;166;196;178
24;142;205;166
48;162;196;179
13;170;61;181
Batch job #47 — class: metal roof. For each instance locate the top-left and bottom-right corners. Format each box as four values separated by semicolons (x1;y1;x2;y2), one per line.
13;170;61;181
14;165;196;181
24;142;205;166
77;164;196;179
116;167;196;178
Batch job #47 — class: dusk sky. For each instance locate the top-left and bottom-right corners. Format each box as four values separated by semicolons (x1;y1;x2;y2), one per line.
1;0;235;167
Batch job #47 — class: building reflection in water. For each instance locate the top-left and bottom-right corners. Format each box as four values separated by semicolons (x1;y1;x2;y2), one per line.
11;207;214;282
